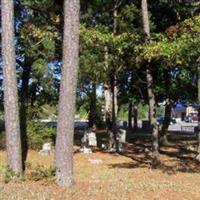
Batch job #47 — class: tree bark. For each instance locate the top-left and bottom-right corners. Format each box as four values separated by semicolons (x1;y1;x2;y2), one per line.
133;104;138;130
112;1;119;152
160;69;172;145
141;0;160;167
104;45;114;149
104;83;114;149
88;82;97;128
128;101;133;129
160;99;172;145
30;82;37;106
55;0;79;187
197;58;200;155
20;65;31;170
111;72;119;151
1;0;22;175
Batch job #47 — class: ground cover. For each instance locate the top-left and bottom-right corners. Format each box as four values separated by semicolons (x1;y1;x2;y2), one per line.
1;142;200;200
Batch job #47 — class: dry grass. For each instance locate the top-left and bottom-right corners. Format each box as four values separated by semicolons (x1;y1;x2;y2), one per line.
1;143;200;200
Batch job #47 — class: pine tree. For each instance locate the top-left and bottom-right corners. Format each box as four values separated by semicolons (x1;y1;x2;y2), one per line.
1;0;22;175
141;0;160;167
55;0;80;187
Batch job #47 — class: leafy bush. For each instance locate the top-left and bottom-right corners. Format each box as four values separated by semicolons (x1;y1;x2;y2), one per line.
3;166;24;183
0;132;5;149
27;121;55;150
26;163;55;182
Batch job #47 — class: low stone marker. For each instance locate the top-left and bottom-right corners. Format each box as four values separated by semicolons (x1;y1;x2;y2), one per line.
88;158;103;165
181;126;195;133
79;128;97;153
117;129;127;152
88;131;97;146
39;142;51;155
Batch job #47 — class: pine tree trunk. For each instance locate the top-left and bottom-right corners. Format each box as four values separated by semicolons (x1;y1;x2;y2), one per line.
128;101;133;129
104;83;114;149
133;104;138;130
30;82;37;106
20;66;31;170
1;0;22;175
112;2;119;152
160;99;171;145
111;73;119;151
160;69;172;145
141;0;160;167
55;0;79;187
88;82;97;128
104;45;114;149
197;58;200;156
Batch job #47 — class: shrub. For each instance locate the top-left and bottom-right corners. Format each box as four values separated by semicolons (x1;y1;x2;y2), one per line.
3;166;24;183
27;164;55;182
0;132;5;149
27;121;55;150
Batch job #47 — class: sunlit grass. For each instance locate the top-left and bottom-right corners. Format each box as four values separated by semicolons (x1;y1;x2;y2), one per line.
1;146;200;200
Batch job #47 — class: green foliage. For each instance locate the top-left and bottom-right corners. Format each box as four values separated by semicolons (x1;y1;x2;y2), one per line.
27;121;55;150
156;107;165;117
0;132;5;149
118;105;128;120
28;104;57;120
118;103;148;120
27;164;55;182
21;0;54;9
140;16;200;65
137;103;148;120
76;105;88;120
3;166;24;183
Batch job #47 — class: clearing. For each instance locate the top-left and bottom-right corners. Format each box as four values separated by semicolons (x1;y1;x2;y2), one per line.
1;142;200;200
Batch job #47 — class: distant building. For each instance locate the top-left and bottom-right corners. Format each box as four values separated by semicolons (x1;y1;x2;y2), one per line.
172;103;198;121
186;104;198;116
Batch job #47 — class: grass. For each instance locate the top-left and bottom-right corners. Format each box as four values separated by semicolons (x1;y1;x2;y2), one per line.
1;142;200;200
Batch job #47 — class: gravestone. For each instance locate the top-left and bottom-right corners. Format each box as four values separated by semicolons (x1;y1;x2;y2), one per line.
181;125;195;133
79;129;97;153
117;129;126;152
88;131;97;146
39;142;51;155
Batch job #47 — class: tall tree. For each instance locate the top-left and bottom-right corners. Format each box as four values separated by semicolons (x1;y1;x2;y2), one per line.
141;0;160;167
55;0;80;187
197;57;200;159
1;0;22;175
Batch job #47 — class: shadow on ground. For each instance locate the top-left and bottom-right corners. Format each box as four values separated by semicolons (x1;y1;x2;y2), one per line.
108;140;200;174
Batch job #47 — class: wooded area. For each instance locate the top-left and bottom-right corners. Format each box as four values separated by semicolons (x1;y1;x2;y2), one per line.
0;0;200;199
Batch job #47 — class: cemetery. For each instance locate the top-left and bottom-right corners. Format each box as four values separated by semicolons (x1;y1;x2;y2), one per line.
1;0;200;199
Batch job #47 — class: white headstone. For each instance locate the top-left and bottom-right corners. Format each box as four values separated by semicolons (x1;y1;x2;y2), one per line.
118;129;126;143
43;143;51;151
88;131;97;146
39;142;51;155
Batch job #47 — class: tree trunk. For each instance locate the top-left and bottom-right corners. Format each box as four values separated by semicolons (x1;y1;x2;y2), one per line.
128;101;133;129
160;99;172;145
141;0;160;167
160;69;172;145
30;82;37;107
88;82;97;128
55;0;80;187
111;2;119;152
104;83;114;149
133;104;138;130
20;66;31;170
111;73;119;151
1;0;22;175
141;0;150;42
104;45;115;149
197;58;200;156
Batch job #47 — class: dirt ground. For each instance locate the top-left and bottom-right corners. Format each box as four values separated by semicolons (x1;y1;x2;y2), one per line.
1;141;200;200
